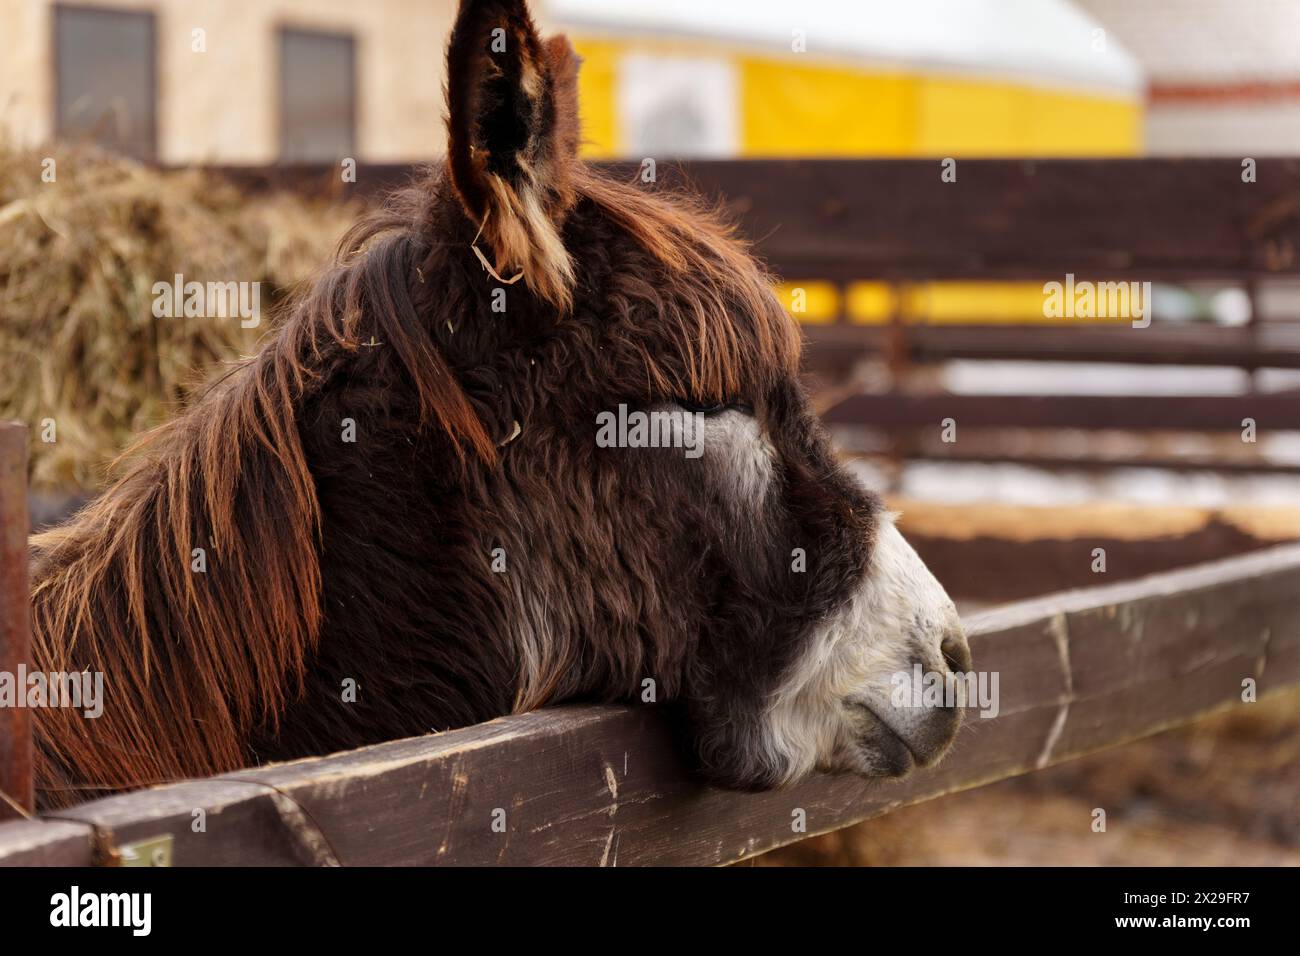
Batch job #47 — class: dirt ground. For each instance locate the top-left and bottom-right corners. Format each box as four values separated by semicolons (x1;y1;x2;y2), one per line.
754;689;1300;866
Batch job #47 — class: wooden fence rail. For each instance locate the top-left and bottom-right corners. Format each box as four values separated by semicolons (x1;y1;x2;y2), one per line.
3;542;1297;866
804;323;1300;369
209;159;1300;281
822;393;1300;431
632;159;1300;280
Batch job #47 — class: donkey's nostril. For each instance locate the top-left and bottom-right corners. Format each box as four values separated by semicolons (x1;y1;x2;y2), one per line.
941;630;972;674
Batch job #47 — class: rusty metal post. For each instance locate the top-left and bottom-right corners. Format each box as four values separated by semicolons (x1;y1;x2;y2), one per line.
0;421;33;819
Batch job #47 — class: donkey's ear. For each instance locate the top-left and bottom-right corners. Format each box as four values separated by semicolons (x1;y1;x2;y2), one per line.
446;0;582;309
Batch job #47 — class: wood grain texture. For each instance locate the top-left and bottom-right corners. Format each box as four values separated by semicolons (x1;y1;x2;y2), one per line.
4;543;1296;867
804;324;1300;370
0;818;93;866
822;393;1300;431
633;159;1300;281
904;526;1300;605
206;159;1300;281
0;422;33;821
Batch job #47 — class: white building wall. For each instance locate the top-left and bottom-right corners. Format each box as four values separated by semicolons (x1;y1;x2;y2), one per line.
1075;0;1300;155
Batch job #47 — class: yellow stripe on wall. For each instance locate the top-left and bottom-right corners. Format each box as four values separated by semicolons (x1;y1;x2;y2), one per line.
569;36;1141;159
572;38;621;158
743;63;1140;156
740;59;916;156
1015;86;1142;157
914;78;1141;156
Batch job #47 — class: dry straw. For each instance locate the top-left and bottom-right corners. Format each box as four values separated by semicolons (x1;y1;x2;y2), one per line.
0;140;357;491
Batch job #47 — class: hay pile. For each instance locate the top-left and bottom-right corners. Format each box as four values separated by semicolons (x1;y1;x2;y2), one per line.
0;141;360;491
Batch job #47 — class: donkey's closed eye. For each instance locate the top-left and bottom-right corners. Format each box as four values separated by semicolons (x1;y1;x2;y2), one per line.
678;399;753;416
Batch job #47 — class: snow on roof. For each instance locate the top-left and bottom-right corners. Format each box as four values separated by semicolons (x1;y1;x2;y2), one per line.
545;0;1143;96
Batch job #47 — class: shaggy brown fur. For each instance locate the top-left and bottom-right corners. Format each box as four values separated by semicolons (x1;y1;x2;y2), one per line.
28;0;888;809
447;0;583;307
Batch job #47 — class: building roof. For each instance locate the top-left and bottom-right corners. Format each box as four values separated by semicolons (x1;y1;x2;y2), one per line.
1076;0;1300;85
546;0;1143;96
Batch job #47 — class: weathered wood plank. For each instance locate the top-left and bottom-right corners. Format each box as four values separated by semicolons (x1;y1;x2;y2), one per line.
0;422;33;821
0;818;93;866
803;323;1300;370
46;780;337;867
898;513;1300;604
2;544;1298;866
637;159;1300;281
822;392;1300;431
205;159;1300;280
891;451;1300;477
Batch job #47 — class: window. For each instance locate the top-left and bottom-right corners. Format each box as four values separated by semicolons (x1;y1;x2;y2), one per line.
279;28;357;162
54;5;157;159
618;54;738;158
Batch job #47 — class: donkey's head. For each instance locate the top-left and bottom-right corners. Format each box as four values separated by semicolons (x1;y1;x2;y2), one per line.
402;0;970;788
29;0;969;808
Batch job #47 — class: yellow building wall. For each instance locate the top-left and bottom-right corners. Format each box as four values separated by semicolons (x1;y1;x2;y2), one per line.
572;38;622;163
739;59;917;157
570;36;1142;159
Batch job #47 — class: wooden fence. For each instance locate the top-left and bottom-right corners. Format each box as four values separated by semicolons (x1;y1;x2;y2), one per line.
2;541;1297;865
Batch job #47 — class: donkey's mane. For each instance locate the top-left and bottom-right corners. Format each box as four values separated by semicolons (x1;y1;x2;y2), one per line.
28;165;799;806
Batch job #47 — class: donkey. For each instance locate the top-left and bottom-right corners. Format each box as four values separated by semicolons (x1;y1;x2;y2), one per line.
26;0;969;811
